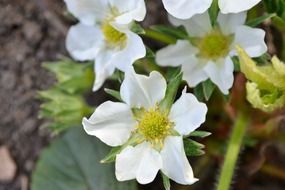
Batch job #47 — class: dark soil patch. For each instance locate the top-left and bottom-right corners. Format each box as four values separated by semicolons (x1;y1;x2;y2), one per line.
0;0;67;189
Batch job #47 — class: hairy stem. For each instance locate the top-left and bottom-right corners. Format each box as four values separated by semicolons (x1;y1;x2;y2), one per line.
216;112;249;190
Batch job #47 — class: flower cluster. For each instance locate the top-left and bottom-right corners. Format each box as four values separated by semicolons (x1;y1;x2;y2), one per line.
60;0;277;187
65;0;146;91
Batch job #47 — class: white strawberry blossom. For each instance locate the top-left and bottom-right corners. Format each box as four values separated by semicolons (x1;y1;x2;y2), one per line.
156;12;267;94
82;68;207;185
64;0;146;91
162;0;262;19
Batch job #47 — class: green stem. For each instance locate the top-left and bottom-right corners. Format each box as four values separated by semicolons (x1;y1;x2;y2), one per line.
216;113;249;190
143;29;176;44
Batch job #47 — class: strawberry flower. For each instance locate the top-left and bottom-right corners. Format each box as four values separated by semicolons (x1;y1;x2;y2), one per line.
83;68;207;185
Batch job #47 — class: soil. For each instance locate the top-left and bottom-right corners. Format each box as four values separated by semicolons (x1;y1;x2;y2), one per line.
0;0;67;189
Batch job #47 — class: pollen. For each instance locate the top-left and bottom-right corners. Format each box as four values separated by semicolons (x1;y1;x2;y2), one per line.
101;23;126;47
197;29;232;60
137;107;173;144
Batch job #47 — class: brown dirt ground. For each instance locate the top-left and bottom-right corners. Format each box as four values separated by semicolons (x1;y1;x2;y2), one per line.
0;0;67;189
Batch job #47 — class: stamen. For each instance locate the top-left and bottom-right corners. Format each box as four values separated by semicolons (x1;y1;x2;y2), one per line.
136;107;174;149
196;29;232;60
101;23;126;47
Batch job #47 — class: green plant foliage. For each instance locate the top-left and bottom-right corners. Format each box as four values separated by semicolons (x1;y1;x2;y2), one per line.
246;82;285;112
31;127;138;190
104;88;122;101
159;68;182;113
263;0;285;20
43;59;94;94
161;172;171;190
131;22;145;34
150;25;188;39
183;139;205;157
38;88;93;133
189;130;212;138
237;46;285;112
246;13;276;27
194;80;216;101
208;0;219;26
216;113;249;190
39;59;94;133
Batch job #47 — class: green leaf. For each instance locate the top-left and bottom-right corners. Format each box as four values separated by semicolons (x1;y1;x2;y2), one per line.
246;13;276;27
189;131;212;138
101;133;144;164
146;47;155;58
194;83;205;102
161;172;171;190
150;25;188;39
208;0;219;27
43;60;94;94
263;0;285;20
232;56;241;72
104;88;122;101
131;23;145;34
31;127;138;190
194;80;216;101
159;69;182;112
183;139;205;157
101;146;123;163
202;80;216;101
38;88;93;133
144;29;177;44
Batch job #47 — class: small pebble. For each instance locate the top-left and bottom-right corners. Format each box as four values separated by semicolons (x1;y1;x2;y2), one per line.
0;146;17;181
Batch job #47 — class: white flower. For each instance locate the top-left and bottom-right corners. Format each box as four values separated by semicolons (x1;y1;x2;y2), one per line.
162;0;262;19
156;12;267;94
64;0;146;91
82;68;207;185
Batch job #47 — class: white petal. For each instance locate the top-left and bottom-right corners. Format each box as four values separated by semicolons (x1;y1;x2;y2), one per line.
66;23;104;61
161;137;198;185
93;50;116;91
219;0;262;14
156;40;198;67
233;25;267;57
182;58;208;87
115;142;162;184
110;0;146;24
162;0;212;19
64;0;107;25
120;68;167;109
204;57;234;95
156;39;206;89
82;101;136;146
110;28;146;72
217;12;247;35
170;92;207;135
169;12;212;37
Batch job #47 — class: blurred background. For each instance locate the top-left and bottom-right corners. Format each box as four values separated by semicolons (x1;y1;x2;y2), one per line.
1;0;285;190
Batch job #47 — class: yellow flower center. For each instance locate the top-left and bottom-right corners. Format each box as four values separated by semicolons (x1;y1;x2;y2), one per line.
197;30;232;60
137;107;173;146
101;23;126;47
